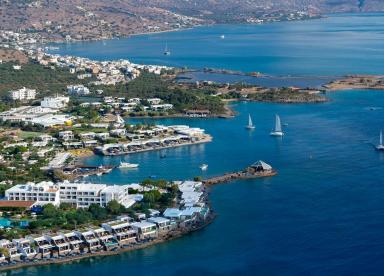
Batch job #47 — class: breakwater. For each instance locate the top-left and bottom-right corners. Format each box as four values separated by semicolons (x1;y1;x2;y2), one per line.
203;161;277;185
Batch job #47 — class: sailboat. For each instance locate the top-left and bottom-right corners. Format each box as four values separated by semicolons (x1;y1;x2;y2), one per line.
270;114;284;136
245;114;255;130
376;130;384;150
164;43;171;56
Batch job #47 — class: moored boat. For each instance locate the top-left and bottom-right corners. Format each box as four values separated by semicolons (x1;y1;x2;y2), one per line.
118;162;139;169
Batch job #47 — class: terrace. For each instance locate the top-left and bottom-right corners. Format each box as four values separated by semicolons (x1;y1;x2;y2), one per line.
147;217;173;233
62;232;83;253
13;238;38;260
102;221;137;245
131;221;158;240
50;234;71;256
28;236;54;258
75;230;103;252
93;228;118;250
0;239;22;261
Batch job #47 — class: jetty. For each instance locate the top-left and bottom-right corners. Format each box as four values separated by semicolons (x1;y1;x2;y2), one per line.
203;161;277;185
52;165;115;180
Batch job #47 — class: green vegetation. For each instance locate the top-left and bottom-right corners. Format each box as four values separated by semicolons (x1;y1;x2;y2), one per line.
133;179;179;214
97;72;226;114
247;88;326;103
28;200;127;232
0;61;90;98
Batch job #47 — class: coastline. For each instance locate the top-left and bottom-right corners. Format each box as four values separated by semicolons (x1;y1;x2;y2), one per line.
324;75;384;91
95;135;213;156
0;212;216;272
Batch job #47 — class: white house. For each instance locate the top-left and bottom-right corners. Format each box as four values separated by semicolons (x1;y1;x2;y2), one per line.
13;238;38;260
58;131;74;141
28;235;54;258
101;220;137;245
48;234;71;256
75;230;103;252
8;87;36;101
67;85;90;96
40;96;70;109
147;217;173;233
147;98;162;105
92;228;118;250
61;231;83;253
131;221;158;240
0;239;22;261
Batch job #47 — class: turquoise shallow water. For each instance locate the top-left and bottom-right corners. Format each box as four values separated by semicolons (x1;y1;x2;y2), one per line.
19;13;384;275
15;90;384;275
51;13;384;76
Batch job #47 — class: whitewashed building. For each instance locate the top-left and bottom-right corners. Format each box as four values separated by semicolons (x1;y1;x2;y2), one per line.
67;85;90;96
8;87;36;101
5;182;60;206
40;96;70;109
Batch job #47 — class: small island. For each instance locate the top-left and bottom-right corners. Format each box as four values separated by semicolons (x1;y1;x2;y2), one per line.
324;75;384;91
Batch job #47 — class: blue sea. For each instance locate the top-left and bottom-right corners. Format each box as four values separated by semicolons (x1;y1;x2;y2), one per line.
17;13;384;275
50;13;384;76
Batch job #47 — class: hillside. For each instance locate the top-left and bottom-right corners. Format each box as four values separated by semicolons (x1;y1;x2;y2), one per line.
0;0;383;41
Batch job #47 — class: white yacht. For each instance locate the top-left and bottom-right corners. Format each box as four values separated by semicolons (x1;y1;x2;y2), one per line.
199;164;208;171
270;114;284;136
245;114;255;130
220;35;225;39
376;130;384;151
119;162;139;169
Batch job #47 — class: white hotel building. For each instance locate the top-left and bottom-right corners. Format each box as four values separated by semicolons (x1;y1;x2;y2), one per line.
5;181;136;208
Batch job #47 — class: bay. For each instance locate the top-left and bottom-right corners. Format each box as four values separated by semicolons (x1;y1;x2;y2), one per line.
16;13;384;275
50;13;384;76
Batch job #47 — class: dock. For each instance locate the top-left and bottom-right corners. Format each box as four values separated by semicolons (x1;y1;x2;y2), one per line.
203;160;277;185
52;165;115;180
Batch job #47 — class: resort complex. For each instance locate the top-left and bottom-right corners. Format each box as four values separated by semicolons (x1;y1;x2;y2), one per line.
0;180;211;269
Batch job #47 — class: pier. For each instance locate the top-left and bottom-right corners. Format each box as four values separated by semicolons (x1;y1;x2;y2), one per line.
52;165;115;180
203;161;277;185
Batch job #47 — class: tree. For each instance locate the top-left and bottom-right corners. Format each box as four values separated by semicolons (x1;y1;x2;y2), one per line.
106;200;124;215
42;204;59;219
88;204;107;220
59;202;73;211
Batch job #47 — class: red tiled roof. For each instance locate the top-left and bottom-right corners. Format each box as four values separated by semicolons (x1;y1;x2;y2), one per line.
0;200;35;208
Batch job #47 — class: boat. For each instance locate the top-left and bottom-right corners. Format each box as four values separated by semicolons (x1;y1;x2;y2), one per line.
270;114;284;136
376;130;384;151
220;34;225;39
199;164;208;170
118;162;139;169
245;114;255;130
164;43;171;56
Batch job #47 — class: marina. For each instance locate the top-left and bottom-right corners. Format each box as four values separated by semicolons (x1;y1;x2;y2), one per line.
94;134;212;156
52;165;115;180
